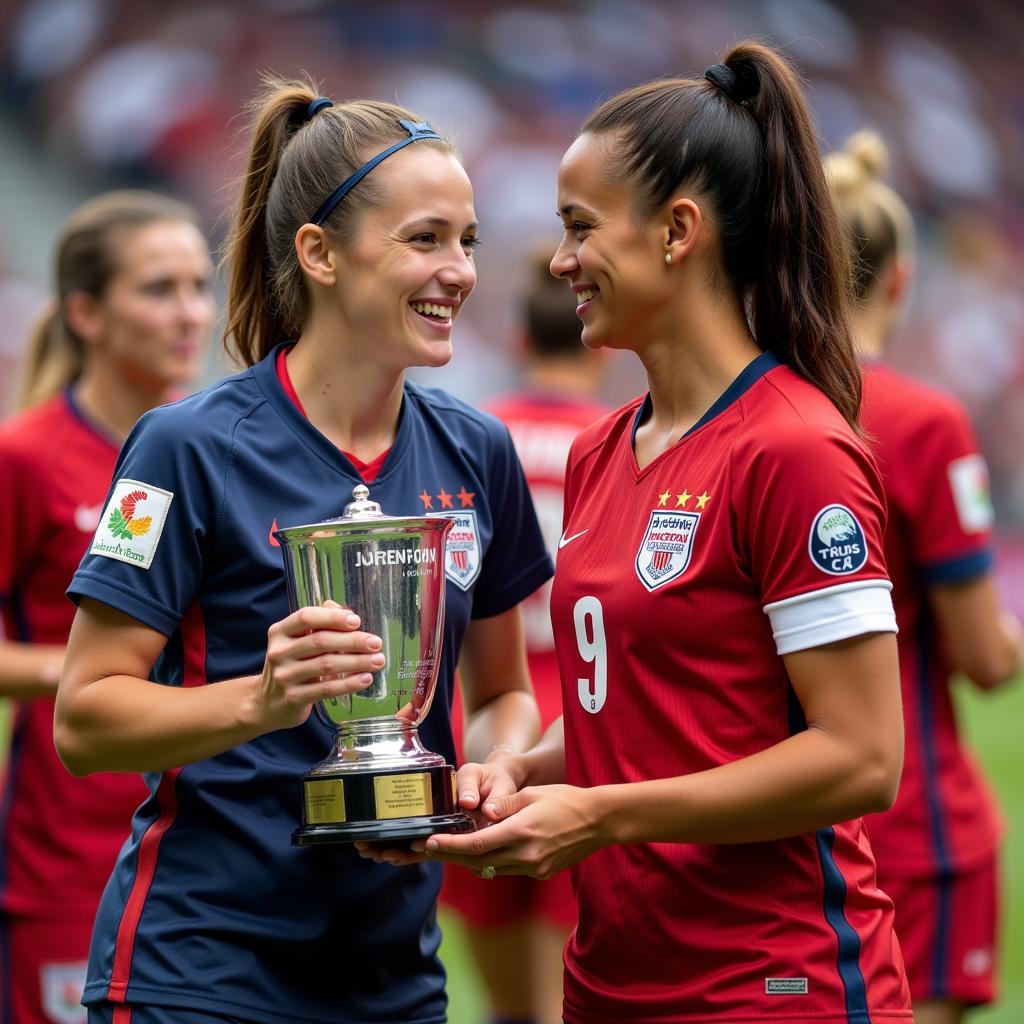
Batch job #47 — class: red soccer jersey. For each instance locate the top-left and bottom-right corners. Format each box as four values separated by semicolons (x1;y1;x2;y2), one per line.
860;362;1000;876
487;391;608;726
550;355;910;1023
0;392;148;917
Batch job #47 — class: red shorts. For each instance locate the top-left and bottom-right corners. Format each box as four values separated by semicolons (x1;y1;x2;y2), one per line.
440;862;577;929
1;912;92;1023
877;859;998;1006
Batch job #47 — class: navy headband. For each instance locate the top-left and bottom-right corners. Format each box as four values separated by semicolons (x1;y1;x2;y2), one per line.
308;118;442;226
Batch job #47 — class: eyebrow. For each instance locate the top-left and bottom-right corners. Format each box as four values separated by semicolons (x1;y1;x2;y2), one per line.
558;204;593;218
401;216;479;231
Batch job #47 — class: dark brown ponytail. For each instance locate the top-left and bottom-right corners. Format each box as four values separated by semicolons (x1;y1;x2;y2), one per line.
581;41;861;428
221;74;452;367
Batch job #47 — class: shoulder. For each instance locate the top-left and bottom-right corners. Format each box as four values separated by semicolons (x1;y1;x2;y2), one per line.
862;362;971;436
0;395;78;475
567;399;639;472
404;381;511;448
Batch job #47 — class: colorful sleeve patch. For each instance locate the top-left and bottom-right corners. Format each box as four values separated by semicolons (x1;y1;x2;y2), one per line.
808;504;868;576
90;478;174;570
948;453;994;534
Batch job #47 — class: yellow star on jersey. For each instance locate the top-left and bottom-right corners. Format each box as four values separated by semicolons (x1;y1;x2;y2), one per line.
657;491;670;507
676;490;691;507
696;491;711;509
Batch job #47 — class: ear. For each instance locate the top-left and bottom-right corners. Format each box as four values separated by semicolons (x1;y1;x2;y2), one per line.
663;197;703;265
295;224;337;287
885;256;912;305
63;291;104;347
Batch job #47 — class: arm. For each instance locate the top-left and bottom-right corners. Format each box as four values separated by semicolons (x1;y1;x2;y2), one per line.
54;597;384;776
928;575;1023;690
0;638;66;698
417;631;901;878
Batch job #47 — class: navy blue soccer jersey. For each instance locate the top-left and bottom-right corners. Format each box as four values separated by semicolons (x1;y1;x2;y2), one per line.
67;344;553;1024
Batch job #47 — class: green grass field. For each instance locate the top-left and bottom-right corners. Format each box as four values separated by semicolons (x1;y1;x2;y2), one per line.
4;677;1021;1022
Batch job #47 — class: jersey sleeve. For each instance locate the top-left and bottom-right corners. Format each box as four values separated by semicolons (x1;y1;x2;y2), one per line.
905;401;994;585
67;407;222;636
736;426;896;655
471;423;553;619
0;441;48;629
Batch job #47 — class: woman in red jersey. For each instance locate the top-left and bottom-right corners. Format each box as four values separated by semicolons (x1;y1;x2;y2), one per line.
365;42;913;1024
0;192;214;1024
825;131;1023;1024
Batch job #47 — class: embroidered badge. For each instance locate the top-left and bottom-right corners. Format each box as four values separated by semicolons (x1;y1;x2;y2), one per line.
634;510;700;591
40;960;88;1024
808;504;868;576
948;453;994;534
429;510;481;590
765;977;808;995
90;478;173;570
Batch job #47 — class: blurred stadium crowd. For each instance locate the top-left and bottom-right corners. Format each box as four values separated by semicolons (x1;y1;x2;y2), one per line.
0;0;1022;530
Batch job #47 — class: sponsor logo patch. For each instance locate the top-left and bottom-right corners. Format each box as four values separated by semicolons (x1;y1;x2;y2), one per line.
948;453;994;534
90;478;173;570
808;504;867;576
40;960;88;1024
429;510;481;590
765;977;808;995
634;510;700;591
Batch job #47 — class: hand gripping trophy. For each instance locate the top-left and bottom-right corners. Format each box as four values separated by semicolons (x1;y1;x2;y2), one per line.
276;486;474;844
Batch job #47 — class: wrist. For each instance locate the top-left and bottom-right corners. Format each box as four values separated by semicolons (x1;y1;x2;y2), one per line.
484;746;530;789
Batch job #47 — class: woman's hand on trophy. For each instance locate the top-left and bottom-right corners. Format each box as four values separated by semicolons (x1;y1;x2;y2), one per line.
421;784;606;879
453;755;523;828
247;600;384;731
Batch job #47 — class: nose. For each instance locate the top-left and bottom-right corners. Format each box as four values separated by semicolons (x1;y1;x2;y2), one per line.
550;237;578;279
179;284;214;332
437;245;477;295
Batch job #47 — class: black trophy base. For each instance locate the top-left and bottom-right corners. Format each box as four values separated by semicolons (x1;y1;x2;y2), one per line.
292;763;475;846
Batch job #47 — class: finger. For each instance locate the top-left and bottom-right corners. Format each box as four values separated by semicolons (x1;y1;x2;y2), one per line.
276;605;361;637
285;629;383;660
284;672;376;704
422;821;515;858
481;789;524;822
455;763;485;809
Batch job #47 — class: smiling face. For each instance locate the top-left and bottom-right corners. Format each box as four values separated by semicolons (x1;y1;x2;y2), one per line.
326;145;478;371
87;219;214;391
551;132;677;353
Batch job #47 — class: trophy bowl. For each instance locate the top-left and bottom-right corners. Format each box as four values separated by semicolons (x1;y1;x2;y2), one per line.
276;485;475;845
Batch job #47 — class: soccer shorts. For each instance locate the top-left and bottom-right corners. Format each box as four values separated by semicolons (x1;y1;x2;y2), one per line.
89;1003;252;1023
878;857;998;1006
1;912;91;1024
440;860;577;929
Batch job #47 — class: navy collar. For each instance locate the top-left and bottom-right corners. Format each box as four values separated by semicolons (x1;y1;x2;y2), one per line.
631;350;780;449
64;386;121;450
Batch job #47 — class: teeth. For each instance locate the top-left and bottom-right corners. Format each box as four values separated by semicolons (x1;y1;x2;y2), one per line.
411;301;453;319
577;288;597;303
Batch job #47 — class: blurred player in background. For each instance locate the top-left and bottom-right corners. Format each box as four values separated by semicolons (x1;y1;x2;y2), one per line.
442;249;607;1024
366;41;912;1023
826;131;1024;1024
0;191;214;1024
55;77;550;1024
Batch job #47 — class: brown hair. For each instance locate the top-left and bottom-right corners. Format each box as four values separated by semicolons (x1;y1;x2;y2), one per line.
523;248;584;357
581;41;861;428
221;73;452;367
825;130;913;301
18;190;199;410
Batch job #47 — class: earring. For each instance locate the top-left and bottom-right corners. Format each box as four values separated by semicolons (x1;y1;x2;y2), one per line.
665;253;672;264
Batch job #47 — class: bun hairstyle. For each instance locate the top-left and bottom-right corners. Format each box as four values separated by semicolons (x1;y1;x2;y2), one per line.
222;73;452;367
580;41;862;428
18;190;200;411
825;130;914;301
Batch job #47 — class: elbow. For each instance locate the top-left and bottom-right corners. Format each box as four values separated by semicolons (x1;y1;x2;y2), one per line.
850;737;904;816
52;700;97;778
960;653;1019;692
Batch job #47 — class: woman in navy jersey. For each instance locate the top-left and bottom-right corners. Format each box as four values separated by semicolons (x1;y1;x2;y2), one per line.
55;77;550;1024
373;42;914;1024
826;131;1022;1024
0;191;214;1024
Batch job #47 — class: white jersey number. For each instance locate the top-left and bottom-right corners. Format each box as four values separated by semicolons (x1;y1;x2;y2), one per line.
573;596;607;714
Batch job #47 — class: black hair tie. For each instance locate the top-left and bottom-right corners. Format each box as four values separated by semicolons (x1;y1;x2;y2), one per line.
704;62;757;104
305;96;333;122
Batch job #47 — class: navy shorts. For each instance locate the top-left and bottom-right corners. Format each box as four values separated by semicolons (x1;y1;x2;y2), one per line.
89;1004;252;1024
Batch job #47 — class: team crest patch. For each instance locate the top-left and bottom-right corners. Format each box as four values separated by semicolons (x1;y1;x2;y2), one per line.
90;478;173;570
40;960;88;1024
635;510;700;591
429;510;481;590
809;504;868;576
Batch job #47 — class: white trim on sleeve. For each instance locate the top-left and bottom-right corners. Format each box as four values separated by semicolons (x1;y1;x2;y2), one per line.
763;579;897;656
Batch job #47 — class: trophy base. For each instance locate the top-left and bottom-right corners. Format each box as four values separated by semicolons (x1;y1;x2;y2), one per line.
292;763;475;846
293;812;475;846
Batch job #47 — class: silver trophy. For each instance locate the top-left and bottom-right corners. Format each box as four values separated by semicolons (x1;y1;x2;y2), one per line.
276;485;474;845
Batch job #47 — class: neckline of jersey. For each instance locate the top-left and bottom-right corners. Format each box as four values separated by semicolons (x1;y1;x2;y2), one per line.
63;386;121;451
252;342;412;486
628;350;780;477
